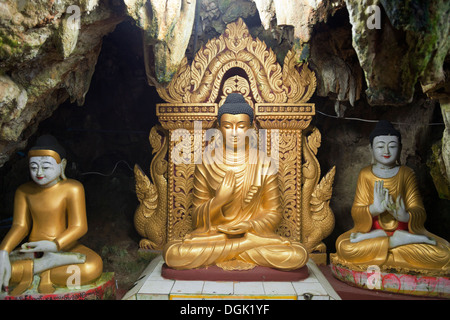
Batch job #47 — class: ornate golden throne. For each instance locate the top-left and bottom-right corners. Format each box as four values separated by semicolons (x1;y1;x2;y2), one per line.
134;18;336;265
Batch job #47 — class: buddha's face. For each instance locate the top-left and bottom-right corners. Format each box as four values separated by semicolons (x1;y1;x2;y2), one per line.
372;135;400;167
29;156;63;188
219;113;251;150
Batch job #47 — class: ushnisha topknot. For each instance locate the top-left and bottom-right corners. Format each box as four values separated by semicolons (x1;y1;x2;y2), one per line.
28;134;66;163
218;93;254;125
369;120;401;146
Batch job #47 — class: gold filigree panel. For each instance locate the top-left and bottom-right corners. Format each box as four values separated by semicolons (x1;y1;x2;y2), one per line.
170;161;195;240
168;130;203;241
274;131;302;241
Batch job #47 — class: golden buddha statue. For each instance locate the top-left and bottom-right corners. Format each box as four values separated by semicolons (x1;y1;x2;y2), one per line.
331;120;450;275
0;135;103;295
163;93;308;271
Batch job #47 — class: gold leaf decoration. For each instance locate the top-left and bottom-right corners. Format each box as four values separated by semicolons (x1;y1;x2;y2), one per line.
157;18;316;105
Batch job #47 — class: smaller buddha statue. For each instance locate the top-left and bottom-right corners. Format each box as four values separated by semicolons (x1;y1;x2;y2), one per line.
0;135;103;295
331;120;450;275
163;93;308;271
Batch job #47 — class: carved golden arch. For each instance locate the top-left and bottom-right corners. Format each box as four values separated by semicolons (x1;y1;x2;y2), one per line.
134;18;335;265
157;18;316;106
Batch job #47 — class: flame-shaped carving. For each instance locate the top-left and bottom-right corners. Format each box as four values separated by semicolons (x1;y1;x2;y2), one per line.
134;126;168;249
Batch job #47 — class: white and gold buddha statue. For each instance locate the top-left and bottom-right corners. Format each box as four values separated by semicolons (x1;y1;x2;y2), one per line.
331;120;449;275
0;135;103;295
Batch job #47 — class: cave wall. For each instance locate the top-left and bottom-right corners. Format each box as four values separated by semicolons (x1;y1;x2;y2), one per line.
0;0;449;255
0;0;125;166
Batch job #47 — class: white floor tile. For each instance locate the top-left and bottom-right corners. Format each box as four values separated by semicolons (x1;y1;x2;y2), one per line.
233;282;265;295
262;282;296;295
202;281;234;295
171;281;205;294
139;279;174;295
292;281;328;296
124;255;339;300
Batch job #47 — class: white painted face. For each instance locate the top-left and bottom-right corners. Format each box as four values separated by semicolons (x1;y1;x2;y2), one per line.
29;156;62;187
372;135;400;167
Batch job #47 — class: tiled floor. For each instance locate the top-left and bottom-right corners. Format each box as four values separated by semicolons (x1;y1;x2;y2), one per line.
123;255;341;300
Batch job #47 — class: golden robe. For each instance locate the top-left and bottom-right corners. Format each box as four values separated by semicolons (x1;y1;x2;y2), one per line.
331;166;450;274
163;148;308;270
0;179;103;286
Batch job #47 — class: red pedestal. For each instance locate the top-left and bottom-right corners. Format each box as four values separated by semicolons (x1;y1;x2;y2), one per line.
162;264;309;282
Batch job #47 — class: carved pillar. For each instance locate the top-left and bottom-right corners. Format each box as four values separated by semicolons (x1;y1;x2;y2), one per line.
255;103;314;242
156;103;218;241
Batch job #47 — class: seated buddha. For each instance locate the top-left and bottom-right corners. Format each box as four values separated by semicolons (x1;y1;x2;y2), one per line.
331;120;449;275
163;93;308;271
0;135;103;295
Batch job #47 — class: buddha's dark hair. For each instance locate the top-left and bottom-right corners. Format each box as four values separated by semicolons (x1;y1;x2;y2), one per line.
30;134;66;159
217;93;254;125
369;120;402;146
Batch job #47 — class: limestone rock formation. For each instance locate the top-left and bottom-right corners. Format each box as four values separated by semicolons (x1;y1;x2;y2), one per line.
124;0;197;85
438;98;450;195
253;0;323;43
0;0;124;166
309;13;363;117
345;0;449;105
